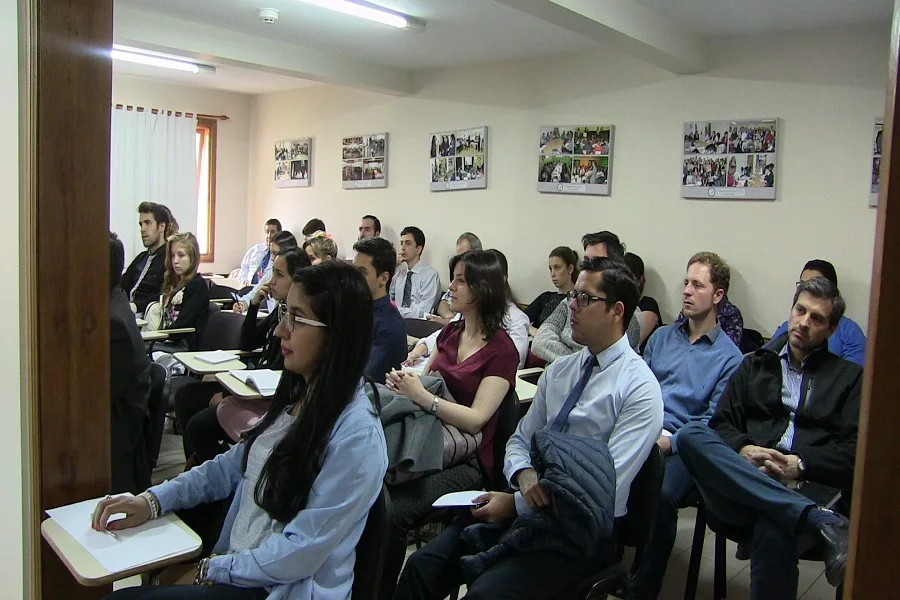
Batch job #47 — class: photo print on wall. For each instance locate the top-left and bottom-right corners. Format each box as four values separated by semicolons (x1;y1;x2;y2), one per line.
342;133;388;189
682;119;778;200
275;138;311;188
429;126;487;191
871;119;883;207
538;125;614;195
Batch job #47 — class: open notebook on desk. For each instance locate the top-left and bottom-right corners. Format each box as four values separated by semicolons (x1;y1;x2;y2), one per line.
44;494;200;576
230;369;281;397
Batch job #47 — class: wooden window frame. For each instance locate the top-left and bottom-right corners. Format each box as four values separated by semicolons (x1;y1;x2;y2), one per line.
197;117;217;263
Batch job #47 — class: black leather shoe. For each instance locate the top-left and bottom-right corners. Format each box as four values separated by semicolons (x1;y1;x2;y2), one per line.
815;513;850;587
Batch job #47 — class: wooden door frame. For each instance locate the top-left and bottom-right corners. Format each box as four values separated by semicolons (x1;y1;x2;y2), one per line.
845;3;900;597
26;0;114;597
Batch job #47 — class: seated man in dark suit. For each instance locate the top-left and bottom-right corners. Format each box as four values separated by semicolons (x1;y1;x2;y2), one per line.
120;202;171;315
109;232;153;494
677;276;861;599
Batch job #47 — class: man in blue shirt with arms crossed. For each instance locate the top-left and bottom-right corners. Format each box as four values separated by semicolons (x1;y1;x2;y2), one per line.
393;256;662;600
630;251;743;600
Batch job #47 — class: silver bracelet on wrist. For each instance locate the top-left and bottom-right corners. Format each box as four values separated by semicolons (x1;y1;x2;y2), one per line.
430;396;440;415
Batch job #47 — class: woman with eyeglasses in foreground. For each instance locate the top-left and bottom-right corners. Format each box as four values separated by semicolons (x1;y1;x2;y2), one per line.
96;261;388;600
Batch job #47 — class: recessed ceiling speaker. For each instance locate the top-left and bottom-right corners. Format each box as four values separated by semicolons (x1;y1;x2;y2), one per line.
258;8;279;24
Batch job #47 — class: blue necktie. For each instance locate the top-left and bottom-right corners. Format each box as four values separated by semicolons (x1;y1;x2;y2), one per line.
549;354;598;432
402;271;413;308
253;251;270;285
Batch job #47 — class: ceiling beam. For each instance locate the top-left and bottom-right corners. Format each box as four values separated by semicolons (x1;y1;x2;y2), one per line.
114;6;414;96
494;0;708;74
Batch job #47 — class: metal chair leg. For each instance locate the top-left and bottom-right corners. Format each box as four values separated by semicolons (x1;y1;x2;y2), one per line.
684;504;707;600
713;532;727;599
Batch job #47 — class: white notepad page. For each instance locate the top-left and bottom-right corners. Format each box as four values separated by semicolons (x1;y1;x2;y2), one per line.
46;495;200;574
195;350;238;364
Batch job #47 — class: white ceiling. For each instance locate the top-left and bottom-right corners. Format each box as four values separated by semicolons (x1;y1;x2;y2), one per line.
113;0;894;94
114;0;600;70
112;60;317;95
633;0;892;36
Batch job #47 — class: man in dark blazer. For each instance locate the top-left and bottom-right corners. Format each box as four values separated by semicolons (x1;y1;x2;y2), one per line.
110;232;152;493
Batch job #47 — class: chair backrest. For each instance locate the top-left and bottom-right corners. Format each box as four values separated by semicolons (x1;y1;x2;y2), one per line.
488;388;521;490
199;310;244;351
617;444;665;548
739;328;765;354
404;317;443;339
353;483;391;599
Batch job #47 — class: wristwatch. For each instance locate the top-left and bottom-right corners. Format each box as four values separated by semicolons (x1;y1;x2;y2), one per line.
797;456;807;478
430;396;440;415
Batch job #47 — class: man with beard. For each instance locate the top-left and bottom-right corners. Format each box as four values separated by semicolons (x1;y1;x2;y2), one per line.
121;202;172;315
675;276;860;599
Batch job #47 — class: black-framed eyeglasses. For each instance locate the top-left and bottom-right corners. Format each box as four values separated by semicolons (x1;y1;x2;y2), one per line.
278;302;327;332
567;290;610;308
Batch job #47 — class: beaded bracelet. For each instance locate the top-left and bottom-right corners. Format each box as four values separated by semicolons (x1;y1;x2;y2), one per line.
138;491;161;519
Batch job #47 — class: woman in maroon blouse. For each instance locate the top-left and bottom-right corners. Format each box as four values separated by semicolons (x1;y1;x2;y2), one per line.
381;249;519;597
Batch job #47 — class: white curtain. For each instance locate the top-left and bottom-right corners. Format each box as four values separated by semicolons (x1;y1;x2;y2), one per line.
110;108;198;259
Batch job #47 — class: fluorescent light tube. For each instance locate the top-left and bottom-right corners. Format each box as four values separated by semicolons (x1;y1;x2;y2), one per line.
297;0;424;30
111;46;214;74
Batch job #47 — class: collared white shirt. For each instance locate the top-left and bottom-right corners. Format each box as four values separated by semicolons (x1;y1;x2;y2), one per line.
419;302;530;368
238;243;271;286
505;335;663;517
389;261;441;319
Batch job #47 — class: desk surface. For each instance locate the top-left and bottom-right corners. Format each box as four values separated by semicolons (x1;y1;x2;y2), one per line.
41;515;202;587
141;327;196;342
216;370;282;400
515;372;540;404
174;351;247;374
135;318;147;328
205;276;243;290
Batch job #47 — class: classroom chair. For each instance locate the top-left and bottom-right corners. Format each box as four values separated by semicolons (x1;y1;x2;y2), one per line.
353;483;393;599
684;491;845;600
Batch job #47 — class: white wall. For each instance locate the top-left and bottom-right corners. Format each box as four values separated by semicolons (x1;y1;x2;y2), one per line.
112;75;253;273
248;24;888;335
2;0;24;596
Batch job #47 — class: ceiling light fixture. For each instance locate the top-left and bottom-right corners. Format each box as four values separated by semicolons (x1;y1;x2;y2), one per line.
296;0;425;31
111;45;216;74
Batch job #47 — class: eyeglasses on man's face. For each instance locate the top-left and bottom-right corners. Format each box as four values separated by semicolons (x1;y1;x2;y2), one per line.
567;290;610;308
278;303;327;332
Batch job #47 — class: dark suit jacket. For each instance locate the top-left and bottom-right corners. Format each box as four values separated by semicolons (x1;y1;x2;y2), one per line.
110;289;152;492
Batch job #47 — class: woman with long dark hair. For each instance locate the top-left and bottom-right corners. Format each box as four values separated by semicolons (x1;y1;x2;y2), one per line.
524;246;578;331
380;249;519;598
174;248;312;467
95;261;388;600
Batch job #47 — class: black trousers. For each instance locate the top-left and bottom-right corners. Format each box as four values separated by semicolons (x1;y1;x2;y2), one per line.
111;401;151;495
173;381;234;462
392;515;611;600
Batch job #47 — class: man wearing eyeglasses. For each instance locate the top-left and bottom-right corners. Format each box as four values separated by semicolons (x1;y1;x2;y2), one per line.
630;251;743;600
393;256;663;599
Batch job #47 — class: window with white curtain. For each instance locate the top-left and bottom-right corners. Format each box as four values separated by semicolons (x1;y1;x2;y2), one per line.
196;117;217;262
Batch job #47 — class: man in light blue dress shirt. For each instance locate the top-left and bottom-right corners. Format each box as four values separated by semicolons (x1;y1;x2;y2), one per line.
389;225;441;319
393;256;663;600
630;252;743;600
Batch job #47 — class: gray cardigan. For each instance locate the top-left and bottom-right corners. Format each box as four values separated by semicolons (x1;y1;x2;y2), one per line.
532;298;642;363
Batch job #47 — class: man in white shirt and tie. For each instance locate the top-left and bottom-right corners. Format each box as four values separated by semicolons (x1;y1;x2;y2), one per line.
389;225;441;319
237;218;281;288
393;256;663;599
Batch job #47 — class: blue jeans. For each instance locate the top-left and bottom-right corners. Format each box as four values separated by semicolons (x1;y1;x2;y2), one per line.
630;453;697;600
677;422;819;600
